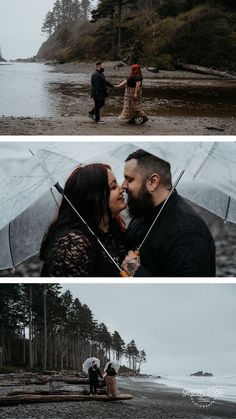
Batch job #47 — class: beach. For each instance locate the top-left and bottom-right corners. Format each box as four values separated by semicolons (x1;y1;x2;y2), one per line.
0;62;235;135
0;376;235;419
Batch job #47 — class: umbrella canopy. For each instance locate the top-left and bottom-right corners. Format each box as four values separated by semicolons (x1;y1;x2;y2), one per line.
100;142;236;223
104;361;120;373
83;357;100;374
0;149;80;269
0;144;131;270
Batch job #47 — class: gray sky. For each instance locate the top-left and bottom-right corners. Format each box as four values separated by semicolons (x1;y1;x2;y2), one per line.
0;0;98;60
61;284;236;376
0;0;55;60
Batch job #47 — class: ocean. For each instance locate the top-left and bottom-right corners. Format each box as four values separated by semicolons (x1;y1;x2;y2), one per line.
130;374;236;404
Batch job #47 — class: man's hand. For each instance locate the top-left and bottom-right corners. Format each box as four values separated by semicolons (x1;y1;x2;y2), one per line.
122;250;141;277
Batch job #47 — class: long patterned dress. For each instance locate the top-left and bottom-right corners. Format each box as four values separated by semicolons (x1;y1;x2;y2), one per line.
118;76;147;123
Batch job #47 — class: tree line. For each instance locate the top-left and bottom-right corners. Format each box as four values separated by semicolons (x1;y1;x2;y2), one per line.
0;284;146;373
39;0;236;70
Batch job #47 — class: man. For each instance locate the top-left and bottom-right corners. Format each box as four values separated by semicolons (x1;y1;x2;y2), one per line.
122;149;216;277
89;61;114;124
88;361;103;395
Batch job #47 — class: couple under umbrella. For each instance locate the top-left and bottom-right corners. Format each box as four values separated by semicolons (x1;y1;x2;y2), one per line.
83;358;119;397
40;148;216;277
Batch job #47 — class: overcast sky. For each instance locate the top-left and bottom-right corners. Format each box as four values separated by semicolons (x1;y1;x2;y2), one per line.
0;1;98;60
61;284;236;376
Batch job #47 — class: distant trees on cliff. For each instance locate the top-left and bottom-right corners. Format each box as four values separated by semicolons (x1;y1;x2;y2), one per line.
0;284;146;373
39;0;236;71
42;0;92;36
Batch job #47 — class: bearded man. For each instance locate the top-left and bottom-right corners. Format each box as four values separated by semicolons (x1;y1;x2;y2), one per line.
89;61;114;124
122;149;216;277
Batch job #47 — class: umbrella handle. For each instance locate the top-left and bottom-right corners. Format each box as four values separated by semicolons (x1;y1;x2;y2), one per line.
120;270;130;277
119;250;140;277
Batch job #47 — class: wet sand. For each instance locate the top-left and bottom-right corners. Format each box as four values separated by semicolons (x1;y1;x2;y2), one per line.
0;62;235;135
1;115;235;135
0;376;235;418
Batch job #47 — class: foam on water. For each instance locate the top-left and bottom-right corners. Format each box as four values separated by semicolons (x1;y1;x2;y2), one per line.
135;374;236;404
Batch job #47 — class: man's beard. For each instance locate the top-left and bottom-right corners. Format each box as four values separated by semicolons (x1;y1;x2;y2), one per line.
127;184;154;218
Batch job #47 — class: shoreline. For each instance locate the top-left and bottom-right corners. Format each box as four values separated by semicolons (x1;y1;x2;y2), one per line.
1;61;235;136
0;375;235;418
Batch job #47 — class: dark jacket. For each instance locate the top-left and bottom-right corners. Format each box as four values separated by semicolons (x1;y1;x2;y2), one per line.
106;366;116;376
91;70;114;100
88;366;103;383
126;190;216;277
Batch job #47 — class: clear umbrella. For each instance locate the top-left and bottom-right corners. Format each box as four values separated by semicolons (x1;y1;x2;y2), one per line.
0;149;79;269
101;141;236;223
83;357;100;374
104;361;120;373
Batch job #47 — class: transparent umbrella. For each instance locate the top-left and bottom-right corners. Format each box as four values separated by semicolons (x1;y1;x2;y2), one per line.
83;357;100;374
101;141;236;223
104;361;120;373
0;149;79;269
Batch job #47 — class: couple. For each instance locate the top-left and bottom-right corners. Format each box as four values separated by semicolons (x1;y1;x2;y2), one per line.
40;149;216;277
88;61;148;125
88;361;118;397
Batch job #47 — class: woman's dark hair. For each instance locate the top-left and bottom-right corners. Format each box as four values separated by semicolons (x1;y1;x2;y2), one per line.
40;163;112;257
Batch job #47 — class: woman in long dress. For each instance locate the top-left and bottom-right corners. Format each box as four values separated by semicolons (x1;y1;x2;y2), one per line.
104;362;119;397
40;163;127;277
115;64;148;124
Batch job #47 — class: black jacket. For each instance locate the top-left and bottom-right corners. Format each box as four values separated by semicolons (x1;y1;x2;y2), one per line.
88;366;103;383
126;190;216;277
91;70;113;100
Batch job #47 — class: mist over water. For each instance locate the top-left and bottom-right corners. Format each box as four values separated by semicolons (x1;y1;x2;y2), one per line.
1;63;235;118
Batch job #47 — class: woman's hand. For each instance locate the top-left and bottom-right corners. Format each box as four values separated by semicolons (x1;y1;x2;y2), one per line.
134;93;138;99
122;250;141;276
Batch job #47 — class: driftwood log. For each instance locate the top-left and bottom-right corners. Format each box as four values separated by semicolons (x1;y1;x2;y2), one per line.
8;389;107;396
177;63;236;79
0;376;105;387
0;393;133;406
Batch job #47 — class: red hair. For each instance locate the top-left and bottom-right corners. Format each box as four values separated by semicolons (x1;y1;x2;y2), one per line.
130;64;142;79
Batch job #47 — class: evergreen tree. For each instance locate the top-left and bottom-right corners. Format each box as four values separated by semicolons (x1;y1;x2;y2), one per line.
111;330;125;361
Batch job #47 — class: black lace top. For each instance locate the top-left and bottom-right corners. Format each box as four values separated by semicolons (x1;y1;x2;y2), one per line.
40;221;126;277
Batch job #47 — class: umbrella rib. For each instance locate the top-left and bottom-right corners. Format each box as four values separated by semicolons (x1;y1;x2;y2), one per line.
50;187;60;208
8;222;15;269
193;143;216;179
224;196;231;223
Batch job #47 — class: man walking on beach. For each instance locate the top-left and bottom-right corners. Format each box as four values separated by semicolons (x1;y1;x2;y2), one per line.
89;61;114;124
121;149;216;277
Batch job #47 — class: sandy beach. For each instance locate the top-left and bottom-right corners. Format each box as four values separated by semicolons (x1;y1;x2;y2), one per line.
1;62;235;135
1;115;234;136
0;376;235;419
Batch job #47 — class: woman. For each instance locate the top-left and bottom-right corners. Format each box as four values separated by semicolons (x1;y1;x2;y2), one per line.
115;64;148;124
40;163;127;277
104;362;119;397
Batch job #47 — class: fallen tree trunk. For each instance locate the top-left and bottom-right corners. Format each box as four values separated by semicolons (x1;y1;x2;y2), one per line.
0;393;133;406
0;376;105;386
8;389;107;396
177;63;236;79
